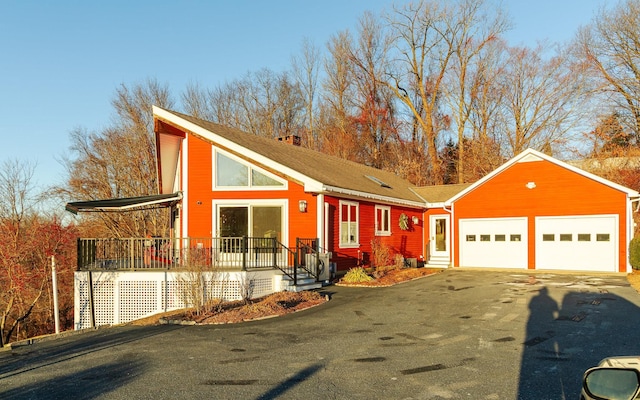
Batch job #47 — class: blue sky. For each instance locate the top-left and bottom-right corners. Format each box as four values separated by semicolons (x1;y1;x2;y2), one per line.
0;0;609;192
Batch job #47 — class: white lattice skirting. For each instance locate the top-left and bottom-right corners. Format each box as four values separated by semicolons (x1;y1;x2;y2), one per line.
74;270;278;330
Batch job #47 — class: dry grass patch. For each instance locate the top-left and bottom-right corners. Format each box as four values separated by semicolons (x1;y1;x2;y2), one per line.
628;270;640;293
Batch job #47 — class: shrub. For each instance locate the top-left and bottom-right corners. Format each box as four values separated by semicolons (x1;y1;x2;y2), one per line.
341;267;374;283
394;254;405;270
630;236;640;270
371;238;392;269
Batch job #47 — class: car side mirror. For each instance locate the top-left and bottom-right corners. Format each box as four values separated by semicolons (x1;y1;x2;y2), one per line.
583;367;640;400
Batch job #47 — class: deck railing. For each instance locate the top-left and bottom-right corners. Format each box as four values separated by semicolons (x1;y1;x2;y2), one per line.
77;236;325;286
77;237;295;271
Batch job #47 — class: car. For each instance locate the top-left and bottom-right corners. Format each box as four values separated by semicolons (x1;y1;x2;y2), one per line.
581;357;640;400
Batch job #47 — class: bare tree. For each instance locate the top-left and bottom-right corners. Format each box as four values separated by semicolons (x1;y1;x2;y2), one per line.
382;0;466;184
318;30;359;158
182;81;216;121
348;12;400;170
63;79;174;238
292;37;321;148
443;0;509;182
496;43;587;155
574;0;640;140
0;160;77;346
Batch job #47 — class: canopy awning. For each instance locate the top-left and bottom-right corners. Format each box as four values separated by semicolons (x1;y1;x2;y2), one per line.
65;192;183;215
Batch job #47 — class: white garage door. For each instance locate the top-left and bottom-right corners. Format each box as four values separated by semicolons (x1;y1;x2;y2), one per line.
459;217;528;268
535;215;618;272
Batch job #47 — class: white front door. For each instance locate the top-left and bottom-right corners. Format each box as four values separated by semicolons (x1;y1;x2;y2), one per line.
429;215;450;264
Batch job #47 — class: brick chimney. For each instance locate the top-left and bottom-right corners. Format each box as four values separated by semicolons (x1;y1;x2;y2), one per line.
277;135;301;146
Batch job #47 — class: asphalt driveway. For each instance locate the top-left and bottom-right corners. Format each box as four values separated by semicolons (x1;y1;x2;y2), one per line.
1;269;640;399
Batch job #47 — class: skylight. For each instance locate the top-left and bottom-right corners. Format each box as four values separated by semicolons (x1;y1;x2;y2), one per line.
365;175;391;188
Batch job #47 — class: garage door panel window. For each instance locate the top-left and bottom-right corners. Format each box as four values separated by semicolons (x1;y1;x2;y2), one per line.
543;234;555;241
480;235;490;242
560;234;572;241
466;235;476;242
510;234;521;242
597;234;610;242
578;234;591;242
495;234;506;242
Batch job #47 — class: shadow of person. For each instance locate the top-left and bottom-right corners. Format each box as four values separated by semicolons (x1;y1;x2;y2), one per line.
518;286;560;398
518;278;640;399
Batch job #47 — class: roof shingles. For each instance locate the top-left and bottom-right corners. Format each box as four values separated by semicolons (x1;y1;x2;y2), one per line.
159;109;426;205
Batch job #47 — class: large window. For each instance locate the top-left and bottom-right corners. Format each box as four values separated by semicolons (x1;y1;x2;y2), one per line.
219;205;282;240
214;150;284;189
375;205;391;236
340;201;359;247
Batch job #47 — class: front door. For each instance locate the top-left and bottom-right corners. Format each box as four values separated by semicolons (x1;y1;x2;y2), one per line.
429;215;450;264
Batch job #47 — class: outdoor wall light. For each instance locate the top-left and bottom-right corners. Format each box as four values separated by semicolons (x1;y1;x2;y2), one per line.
526;182;536;189
298;200;307;213
411;216;419;224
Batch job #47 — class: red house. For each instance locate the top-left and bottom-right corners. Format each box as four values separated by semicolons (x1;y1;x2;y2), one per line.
154;106;426;274
68;108;639;328
154;107;640;274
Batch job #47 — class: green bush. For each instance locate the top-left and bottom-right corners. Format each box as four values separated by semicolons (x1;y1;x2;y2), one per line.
630;236;640;270
341;267;374;283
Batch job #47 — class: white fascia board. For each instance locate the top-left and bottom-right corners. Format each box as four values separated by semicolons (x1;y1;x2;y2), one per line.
322;185;425;208
153;107;324;192
445;148;640;206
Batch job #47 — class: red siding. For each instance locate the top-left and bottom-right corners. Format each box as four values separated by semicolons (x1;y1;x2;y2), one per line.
324;196;424;272
184;133;317;249
452;159;629;271
186;134;213;237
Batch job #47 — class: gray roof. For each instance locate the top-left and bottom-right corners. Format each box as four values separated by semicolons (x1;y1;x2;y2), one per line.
412;183;472;203
159;109;426;205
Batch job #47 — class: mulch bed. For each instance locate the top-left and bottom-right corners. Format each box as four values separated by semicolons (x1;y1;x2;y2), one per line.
336;267;442;287
129;268;441;326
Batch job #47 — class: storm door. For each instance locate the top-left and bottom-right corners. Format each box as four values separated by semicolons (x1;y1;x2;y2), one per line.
429;215;450;264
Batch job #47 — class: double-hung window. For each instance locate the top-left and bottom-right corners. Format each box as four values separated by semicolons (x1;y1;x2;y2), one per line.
340;201;359;247
375;205;391;236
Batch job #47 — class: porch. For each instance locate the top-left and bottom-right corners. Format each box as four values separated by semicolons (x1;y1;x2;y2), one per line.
77;236;331;284
74;236;332;329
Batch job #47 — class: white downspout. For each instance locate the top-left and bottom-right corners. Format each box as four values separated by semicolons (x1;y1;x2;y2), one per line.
317;194;325;252
444;203;454;268
628;196;640;272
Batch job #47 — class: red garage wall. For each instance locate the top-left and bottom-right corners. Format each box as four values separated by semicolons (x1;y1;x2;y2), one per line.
452;158;629;271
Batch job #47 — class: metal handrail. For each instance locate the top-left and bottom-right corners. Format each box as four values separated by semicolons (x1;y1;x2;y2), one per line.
77;236;322;286
77;237;285;271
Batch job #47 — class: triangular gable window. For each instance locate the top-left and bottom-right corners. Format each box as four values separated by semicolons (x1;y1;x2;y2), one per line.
214;150;285;189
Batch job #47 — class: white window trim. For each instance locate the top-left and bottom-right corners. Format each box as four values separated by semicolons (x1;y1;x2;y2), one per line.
212;199;289;241
212;148;287;190
339;200;359;248
375;205;391;236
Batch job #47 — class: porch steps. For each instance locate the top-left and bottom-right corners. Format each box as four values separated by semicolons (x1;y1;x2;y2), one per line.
279;271;323;292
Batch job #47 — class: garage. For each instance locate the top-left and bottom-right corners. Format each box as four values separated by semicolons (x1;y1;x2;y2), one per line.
459;217;528;268
447;149;638;273
535;215;618;271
